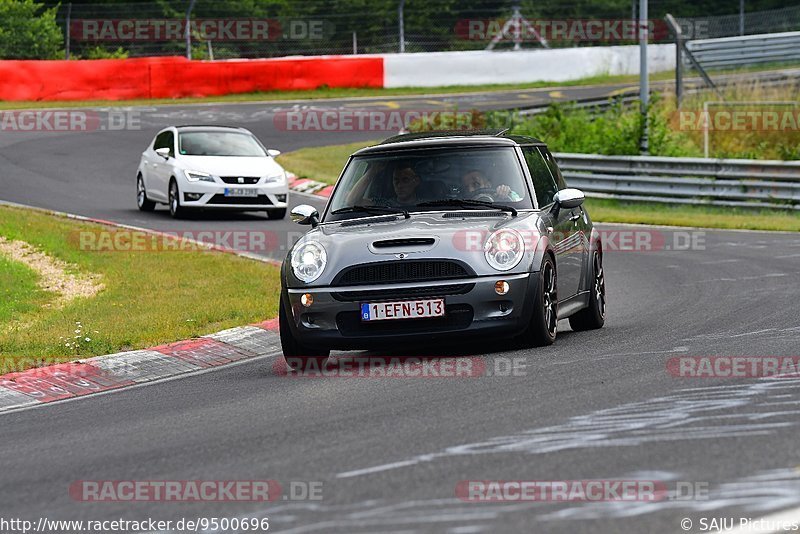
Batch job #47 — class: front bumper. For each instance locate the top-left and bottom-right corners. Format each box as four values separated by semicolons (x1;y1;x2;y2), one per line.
181;180;289;210
284;273;535;350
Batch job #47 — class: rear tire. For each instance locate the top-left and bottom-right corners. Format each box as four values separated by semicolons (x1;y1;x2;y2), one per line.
569;249;606;331
137;175;155;212
517;255;558;347
279;296;329;371
266;208;287;220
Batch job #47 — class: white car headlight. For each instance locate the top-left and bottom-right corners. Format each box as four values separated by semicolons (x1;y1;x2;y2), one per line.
263;171;286;184
484;229;525;271
291;241;327;283
184;170;215;183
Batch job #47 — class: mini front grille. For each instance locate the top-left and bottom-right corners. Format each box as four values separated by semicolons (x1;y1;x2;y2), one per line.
332;260;473;286
207;194;272;205
220;176;260;184
332;283;474;301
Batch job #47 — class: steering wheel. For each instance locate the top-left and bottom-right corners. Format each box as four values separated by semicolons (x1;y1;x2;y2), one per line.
468;187;497;203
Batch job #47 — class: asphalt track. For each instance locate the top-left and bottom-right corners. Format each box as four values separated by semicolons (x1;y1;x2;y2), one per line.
2;83;800;533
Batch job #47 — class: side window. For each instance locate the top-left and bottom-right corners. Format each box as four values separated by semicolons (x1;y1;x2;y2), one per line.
522;146;558;208
153;131;174;157
541;148;567;190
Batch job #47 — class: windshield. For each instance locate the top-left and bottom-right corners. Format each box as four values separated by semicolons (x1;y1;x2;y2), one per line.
178;131;267;157
325;147;532;221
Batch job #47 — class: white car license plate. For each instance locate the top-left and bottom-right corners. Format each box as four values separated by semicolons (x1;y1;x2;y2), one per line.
361;299;445;322
224;188;258;197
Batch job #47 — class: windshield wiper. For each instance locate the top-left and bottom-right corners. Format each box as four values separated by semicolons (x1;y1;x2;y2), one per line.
415;199;517;216
330;205;410;219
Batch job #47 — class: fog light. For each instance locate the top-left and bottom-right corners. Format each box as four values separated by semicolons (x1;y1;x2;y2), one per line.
184;192;202;201
301;293;313;307
495;280;509;295
277;194;287;202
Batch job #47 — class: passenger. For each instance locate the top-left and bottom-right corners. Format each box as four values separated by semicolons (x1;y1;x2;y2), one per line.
461;169;521;201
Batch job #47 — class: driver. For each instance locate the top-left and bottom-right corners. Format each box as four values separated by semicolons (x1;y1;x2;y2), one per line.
461;169;522;202
391;163;421;206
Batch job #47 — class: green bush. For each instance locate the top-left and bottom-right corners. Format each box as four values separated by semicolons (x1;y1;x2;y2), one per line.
79;46;129;60
0;0;62;59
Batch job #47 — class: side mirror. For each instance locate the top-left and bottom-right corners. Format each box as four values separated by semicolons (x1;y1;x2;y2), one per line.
553;188;585;210
267;149;281;158
155;147;171;159
291;204;319;226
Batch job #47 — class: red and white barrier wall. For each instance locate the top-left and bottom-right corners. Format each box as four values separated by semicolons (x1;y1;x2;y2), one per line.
0;45;675;101
383;45;676;88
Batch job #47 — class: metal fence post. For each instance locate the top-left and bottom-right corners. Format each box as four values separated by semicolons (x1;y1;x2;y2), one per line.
666;14;683;105
639;0;649;154
185;0;197;60
65;3;72;60
398;0;405;53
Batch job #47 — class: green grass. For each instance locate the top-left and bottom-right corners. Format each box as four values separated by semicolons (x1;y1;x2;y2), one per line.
277;140;381;184
279;140;800;232
0;255;49;323
0;205;281;369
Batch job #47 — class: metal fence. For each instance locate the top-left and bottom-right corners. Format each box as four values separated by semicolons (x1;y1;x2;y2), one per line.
676;4;800;40
685;31;800;70
30;1;800;60
554;152;800;210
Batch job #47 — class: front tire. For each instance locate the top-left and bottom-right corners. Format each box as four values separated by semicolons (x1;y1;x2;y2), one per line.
266;208;287;220
569;249;606;331
517;255;558;347
279;296;329;371
137;175;155;212
168;179;185;219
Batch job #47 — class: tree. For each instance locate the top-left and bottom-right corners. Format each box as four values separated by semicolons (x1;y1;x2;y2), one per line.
0;0;62;59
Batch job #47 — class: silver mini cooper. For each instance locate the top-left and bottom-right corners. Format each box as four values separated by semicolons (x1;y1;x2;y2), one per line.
280;130;605;369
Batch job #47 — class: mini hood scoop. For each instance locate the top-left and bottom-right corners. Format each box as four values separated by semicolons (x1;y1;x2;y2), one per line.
369;237;438;255
372;238;435;248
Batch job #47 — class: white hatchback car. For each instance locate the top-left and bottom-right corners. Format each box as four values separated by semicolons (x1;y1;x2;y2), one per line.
137;125;290;219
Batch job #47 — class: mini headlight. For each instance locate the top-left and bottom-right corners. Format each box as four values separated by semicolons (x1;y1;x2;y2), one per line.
184;170;215;183
291;241;327;283
484;229;525;271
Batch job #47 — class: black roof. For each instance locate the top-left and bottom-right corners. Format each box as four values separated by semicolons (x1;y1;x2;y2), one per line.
174;125;247;130
355;129;545;156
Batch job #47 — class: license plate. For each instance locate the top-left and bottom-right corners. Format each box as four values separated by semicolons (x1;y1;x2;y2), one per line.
224;188;258;197
361;299;445;321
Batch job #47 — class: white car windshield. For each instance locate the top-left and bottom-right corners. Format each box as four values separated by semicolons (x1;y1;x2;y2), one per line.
326;147;533;220
178;131;267;157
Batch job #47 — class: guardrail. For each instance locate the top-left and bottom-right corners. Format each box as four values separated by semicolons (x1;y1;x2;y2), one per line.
685;31;800;69
554;152;800;210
